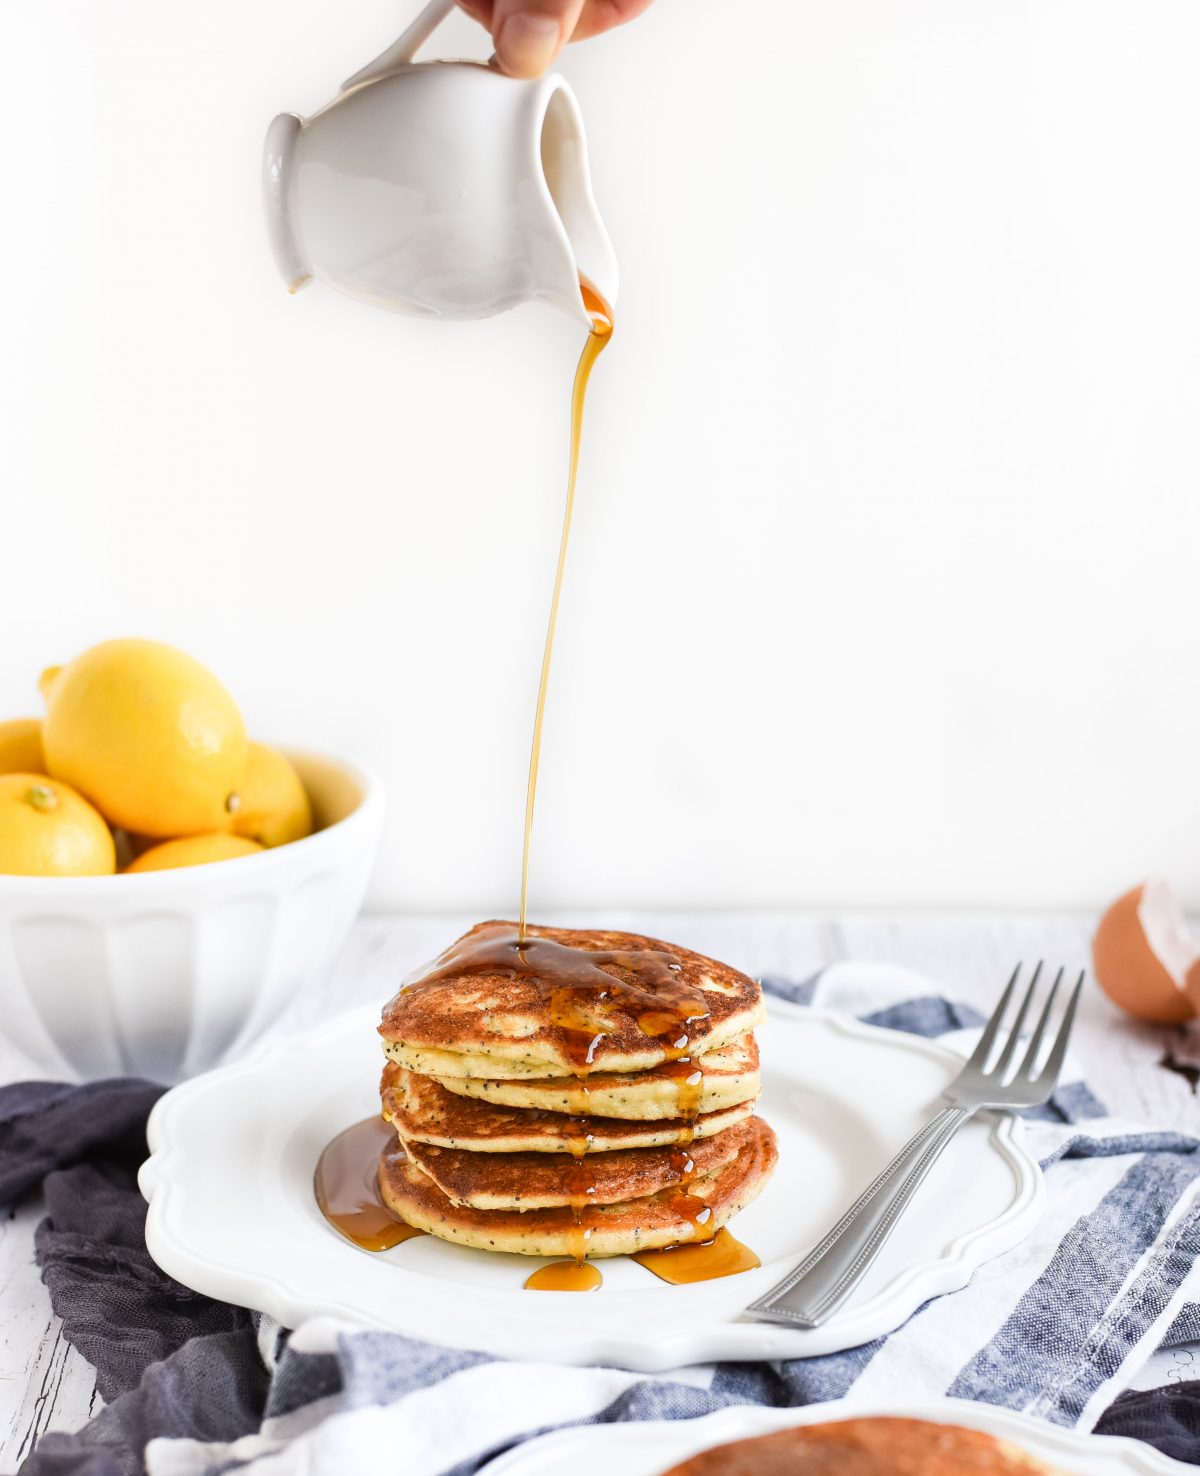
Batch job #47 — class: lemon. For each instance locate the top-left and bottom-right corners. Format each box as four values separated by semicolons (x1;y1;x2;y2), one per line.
0;718;46;775
41;639;248;837
231;742;313;848
126;833;264;873
0;774;116;876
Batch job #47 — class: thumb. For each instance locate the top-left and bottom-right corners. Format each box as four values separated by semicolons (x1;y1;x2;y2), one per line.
491;0;587;77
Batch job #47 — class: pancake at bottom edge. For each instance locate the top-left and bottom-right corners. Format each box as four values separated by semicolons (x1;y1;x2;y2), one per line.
659;1417;1066;1476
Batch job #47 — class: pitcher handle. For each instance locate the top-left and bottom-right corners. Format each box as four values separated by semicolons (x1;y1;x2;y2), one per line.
341;0;457;92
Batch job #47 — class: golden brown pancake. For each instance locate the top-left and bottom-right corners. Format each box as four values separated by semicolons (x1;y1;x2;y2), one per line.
424;1035;760;1120
378;921;765;1079
379;1115;778;1258
660;1418;1065;1475
400;1118;749;1211
381;1064;753;1152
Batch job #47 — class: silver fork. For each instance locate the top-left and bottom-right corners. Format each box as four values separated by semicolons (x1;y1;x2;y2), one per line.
746;962;1085;1328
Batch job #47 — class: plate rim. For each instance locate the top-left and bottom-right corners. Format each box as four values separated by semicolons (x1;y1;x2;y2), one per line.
140;996;1044;1368
477;1396;1191;1476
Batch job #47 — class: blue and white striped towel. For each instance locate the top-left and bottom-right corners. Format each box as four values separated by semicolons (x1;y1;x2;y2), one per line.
45;964;1200;1476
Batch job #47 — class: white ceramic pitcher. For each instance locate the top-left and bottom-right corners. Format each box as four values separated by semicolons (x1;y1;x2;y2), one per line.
262;0;618;326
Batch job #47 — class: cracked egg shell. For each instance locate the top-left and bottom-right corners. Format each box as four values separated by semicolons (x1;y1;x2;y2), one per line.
1093;879;1199;1024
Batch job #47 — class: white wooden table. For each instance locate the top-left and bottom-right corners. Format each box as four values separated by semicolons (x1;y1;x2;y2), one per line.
3;909;1199;1469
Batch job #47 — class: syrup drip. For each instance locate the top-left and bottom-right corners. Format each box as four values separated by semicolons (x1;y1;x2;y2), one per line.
633;1228;761;1284
525;1260;604;1292
560;1076;599;1261
660;1058;705;1146
563;1132;597;1263
518;281;613;941
314;1117;425;1252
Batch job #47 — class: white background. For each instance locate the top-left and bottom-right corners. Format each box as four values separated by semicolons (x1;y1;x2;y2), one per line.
1;0;1198;913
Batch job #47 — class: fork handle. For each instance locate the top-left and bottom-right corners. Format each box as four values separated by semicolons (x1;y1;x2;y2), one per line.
747;1105;972;1327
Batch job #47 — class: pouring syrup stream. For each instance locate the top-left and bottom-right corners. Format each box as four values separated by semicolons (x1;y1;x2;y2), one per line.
518;281;613;939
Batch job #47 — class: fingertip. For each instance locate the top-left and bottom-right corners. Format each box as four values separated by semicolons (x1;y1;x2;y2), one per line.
495;13;563;76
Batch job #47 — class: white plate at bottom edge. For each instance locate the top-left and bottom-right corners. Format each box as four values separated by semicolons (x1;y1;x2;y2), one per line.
140;997;1043;1368
480;1397;1191;1475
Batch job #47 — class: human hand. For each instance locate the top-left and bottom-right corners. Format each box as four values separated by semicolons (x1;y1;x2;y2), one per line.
458;0;655;78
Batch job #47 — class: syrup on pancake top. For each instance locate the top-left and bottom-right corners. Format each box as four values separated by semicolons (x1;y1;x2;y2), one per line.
378;920;766;1078
660;1417;1067;1476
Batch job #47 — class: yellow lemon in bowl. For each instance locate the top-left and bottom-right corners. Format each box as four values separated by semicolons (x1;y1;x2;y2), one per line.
41;639;248;837
0;718;45;775
126;833;264;873
0;774;116;876
231;743;313;848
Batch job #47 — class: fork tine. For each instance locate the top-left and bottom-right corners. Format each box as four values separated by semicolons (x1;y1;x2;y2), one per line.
992;960;1042;1077
1018;966;1063;1078
962;963;1022;1072
1031;971;1085;1090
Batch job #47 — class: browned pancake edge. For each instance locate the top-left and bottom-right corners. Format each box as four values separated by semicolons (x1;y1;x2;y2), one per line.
380;1061;756;1149
378;1115;778;1258
399;1116;751;1210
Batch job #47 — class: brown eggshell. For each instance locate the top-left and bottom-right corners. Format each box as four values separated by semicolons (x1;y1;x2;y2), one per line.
1093;880;1198;1024
1185;958;1200;1017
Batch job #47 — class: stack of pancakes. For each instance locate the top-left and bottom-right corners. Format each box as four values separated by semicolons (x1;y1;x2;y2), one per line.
375;921;778;1259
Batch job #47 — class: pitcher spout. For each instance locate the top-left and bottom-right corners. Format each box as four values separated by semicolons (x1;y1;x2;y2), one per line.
536;82;619;327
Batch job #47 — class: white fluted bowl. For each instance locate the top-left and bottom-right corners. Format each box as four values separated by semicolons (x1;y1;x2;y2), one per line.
0;749;383;1083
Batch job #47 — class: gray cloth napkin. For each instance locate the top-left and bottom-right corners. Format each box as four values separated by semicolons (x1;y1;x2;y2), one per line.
1;1080;266;1475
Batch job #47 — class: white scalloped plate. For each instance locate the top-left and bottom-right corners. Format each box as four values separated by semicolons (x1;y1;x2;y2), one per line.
480;1398;1190;1475
139;998;1043;1368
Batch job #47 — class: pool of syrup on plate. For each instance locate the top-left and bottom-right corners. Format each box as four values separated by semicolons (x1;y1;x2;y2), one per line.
314;1117;425;1252
315;287;762;1290
313;1115;761;1290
